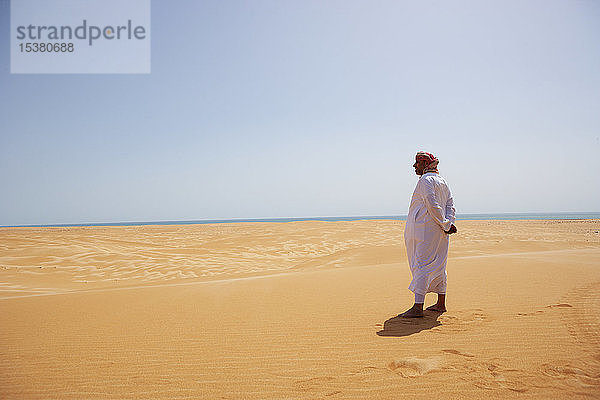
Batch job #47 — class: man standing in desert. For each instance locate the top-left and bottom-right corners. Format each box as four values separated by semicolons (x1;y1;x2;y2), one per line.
400;151;457;318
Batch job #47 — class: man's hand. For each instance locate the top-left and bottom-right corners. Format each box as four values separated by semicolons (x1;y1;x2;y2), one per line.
445;224;457;234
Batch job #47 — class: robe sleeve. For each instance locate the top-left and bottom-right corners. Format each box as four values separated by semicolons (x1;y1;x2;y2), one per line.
418;177;453;232
445;193;456;225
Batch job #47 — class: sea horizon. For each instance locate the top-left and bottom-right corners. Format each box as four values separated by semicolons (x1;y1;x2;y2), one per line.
2;212;600;228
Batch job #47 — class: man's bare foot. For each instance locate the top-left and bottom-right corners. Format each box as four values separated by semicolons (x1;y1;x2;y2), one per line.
425;304;447;313
426;294;446;312
399;304;424;318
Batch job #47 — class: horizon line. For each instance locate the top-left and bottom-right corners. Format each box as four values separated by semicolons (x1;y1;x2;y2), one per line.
2;211;600;228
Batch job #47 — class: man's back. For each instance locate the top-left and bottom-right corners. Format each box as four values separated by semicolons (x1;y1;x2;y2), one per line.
408;172;455;231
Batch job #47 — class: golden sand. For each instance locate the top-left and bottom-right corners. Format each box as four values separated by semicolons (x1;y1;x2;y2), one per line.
1;220;599;399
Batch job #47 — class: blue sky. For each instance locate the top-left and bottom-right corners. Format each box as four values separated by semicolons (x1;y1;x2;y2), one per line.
1;0;599;225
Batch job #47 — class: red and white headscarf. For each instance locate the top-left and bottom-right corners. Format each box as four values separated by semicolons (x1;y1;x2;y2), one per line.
416;151;439;173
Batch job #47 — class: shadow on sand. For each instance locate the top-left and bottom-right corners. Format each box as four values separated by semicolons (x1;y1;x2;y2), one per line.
377;311;443;337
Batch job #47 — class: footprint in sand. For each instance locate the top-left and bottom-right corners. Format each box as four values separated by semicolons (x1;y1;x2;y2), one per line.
517;303;574;317
387;357;440;377
516;310;545;316
445;354;532;393
540;362;600;387
294;376;335;391
469;372;530;393
546;303;573;308
433;309;488;333
345;366;389;384
442;349;475;358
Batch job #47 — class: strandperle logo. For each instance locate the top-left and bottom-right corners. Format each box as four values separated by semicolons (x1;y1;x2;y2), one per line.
11;0;150;74
15;20;147;46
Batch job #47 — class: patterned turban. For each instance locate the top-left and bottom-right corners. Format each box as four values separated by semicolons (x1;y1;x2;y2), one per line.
416;151;439;173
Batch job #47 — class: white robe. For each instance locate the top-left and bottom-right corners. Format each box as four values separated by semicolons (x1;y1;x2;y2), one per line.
404;172;456;296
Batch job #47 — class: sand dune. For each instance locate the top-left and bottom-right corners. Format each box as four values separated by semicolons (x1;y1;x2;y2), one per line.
1;220;599;398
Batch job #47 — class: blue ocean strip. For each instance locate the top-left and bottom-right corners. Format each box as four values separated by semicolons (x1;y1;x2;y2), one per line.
2;212;599;228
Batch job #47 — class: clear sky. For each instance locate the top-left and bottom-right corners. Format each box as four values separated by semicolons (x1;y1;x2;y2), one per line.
1;0;599;225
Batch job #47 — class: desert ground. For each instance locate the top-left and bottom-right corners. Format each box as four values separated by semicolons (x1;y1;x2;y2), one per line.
1;219;599;399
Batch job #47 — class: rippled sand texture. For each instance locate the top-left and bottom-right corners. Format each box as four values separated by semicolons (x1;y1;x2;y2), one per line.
0;219;599;399
0;221;406;298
